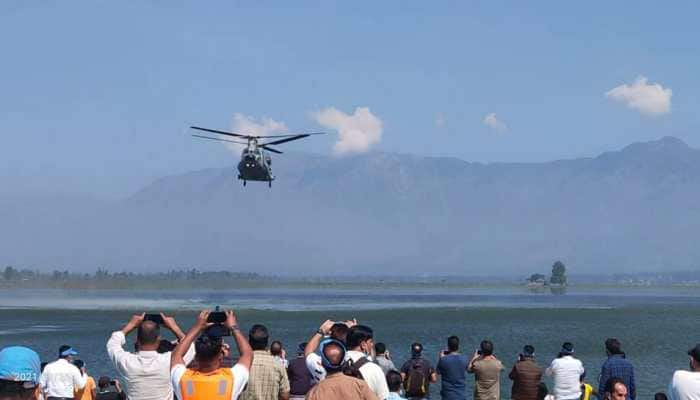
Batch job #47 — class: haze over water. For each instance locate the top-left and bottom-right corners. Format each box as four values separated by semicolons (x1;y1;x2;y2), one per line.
1;287;698;398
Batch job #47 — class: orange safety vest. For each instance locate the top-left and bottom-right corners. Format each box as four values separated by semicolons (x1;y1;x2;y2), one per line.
179;368;234;400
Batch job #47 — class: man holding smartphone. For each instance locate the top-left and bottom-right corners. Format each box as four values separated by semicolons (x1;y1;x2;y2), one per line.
106;312;195;400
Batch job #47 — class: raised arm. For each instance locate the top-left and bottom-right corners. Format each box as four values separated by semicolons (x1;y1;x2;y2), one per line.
225;310;253;371
161;313;187;341
171;310;210;370
304;320;334;357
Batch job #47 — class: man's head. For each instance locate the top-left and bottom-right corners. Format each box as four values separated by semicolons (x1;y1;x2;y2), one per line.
296;342;307;357
330;323;349;344
411;343;423;358
248;324;269;351
447;336;460;352
97;376;112;390
136;321;160;350
559;342;575;357
605;338;623;356
320;339;346;374
521;345;535;359
346;325;374;354
480;340;494;357
72;360;85;376
57;345;78;361
688;344;700;371
270;341;283;357
374;342;387;356
194;334;224;368
604;377;628;400
0;346;41;400
386;370;402;393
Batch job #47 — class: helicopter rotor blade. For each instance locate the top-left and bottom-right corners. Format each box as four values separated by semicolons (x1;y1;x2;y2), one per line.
191;125;323;139
262;132;325;146
191;134;249;145
260;145;283;154
190;126;252;138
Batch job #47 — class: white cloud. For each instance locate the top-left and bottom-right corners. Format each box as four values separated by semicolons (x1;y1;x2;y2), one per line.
224;113;288;153
605;76;672;116
314;106;382;155
483;112;508;133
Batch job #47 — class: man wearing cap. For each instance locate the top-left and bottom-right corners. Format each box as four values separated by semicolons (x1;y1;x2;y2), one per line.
508;345;543;400
0;346;42;400
668;344;700;400
400;343;437;400
545;342;584;400
39;345;86;400
305;339;378;400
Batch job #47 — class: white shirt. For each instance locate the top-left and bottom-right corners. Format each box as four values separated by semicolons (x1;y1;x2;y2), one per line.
39;358;87;398
107;330;195;400
669;370;700;400
171;363;249;400
347;350;390;400
545;356;584;400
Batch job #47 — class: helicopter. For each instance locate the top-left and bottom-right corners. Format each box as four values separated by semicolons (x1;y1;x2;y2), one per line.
190;126;325;187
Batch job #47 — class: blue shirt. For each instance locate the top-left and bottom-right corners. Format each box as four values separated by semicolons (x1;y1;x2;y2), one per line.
436;353;469;400
598;354;635;400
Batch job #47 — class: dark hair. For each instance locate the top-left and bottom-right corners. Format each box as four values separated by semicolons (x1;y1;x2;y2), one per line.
375;342;387;355
558;342;575;358
330;323;349;343
73;359;85;370
522;345;535;357
98;376;111;389
605;338;623;355
58;345;72;358
248;324;269;351
386;370;402;392
480;340;494;356
270;340;283;356
195;334;223;363
604;377;627;394
654;393;669;400
0;379;36;399
447;336;460;352
346;325;374;349
137;321;160;346
157;339;176;354
411;342;423;356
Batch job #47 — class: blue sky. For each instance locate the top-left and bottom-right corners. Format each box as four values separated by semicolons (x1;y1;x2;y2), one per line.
1;2;698;197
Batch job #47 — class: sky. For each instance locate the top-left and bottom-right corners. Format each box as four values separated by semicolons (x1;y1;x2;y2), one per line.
1;1;699;198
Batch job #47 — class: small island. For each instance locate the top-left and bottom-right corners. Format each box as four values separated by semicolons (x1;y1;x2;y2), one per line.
526;260;568;294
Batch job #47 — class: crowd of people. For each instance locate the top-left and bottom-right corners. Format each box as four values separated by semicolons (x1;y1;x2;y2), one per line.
1;310;699;400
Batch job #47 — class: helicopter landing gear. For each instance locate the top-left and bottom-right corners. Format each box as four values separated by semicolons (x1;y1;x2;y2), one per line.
268;180;272;188
243;180;247;187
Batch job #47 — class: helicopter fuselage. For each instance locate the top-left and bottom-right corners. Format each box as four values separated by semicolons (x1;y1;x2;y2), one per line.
237;147;273;183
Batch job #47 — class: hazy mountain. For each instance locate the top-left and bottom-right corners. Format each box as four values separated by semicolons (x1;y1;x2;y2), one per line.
3;136;700;275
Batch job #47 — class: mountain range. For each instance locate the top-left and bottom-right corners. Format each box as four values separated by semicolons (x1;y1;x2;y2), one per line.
3;136;700;275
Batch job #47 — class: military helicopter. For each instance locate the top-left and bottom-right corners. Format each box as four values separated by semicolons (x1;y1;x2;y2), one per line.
190;126;325;187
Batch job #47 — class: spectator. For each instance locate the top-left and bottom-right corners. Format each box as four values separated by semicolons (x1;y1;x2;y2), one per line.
304;319;354;383
468;340;504;400
170;309;253;400
579;372;596;400
240;324;290;400
509;345;543;400
40;345;87;400
107;312;194;400
668;343;700;400
400;343;437;400
602;378;628;400
345;325;390;400
286;343;313;400
270;341;288;369
436;336;469;400
545;342;585;400
95;377;124;400
305;339;378;400
598;339;635;400
374;343;397;375
386;370;406;400
72;360;96;400
0;346;42;400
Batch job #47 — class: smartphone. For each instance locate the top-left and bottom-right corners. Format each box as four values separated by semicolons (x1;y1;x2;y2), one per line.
144;314;165;325
207;311;227;324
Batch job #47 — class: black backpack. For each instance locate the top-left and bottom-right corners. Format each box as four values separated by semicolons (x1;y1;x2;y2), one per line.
404;360;429;398
343;357;371;380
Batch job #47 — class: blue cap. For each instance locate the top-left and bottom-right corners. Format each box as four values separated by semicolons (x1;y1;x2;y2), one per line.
59;345;78;357
319;339;346;370
0;346;41;386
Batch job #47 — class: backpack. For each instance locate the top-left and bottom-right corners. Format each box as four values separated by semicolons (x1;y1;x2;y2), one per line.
404;360;429;398
343;356;371;380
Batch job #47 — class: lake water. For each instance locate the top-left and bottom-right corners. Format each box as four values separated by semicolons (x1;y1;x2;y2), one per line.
1;286;698;398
